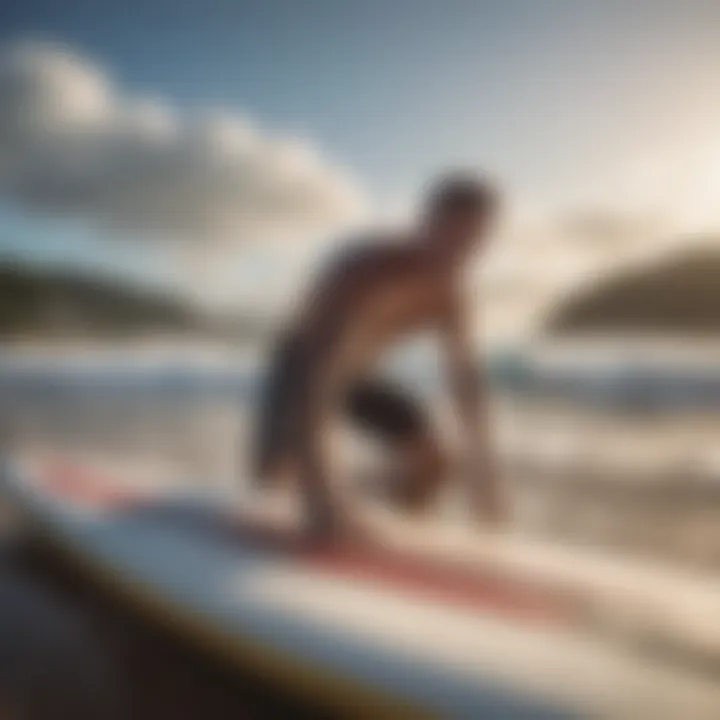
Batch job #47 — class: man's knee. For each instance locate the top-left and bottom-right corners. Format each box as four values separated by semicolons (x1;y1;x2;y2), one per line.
253;452;293;489
395;434;448;514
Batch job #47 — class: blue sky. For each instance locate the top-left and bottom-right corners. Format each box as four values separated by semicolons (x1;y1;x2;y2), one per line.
0;0;716;198
2;0;720;330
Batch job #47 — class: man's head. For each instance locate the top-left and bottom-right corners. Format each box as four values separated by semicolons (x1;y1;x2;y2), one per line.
420;172;499;260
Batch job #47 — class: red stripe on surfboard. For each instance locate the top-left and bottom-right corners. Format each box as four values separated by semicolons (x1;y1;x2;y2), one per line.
38;459;137;508
221;517;579;626
311;547;572;624
36;459;579;626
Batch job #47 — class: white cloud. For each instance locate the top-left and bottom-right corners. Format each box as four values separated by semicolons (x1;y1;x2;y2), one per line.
0;41;366;249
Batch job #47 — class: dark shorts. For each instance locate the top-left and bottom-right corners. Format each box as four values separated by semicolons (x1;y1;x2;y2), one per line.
252;334;428;477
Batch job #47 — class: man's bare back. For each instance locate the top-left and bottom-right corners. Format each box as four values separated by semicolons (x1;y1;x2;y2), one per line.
252;173;503;544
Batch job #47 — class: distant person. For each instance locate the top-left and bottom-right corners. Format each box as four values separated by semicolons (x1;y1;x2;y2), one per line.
252;172;503;544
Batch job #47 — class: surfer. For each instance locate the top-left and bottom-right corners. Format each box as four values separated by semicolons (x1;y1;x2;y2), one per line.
252;172;502;543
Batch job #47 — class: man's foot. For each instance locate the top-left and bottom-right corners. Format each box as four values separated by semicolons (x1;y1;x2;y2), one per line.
470;495;507;531
303;503;372;549
253;457;294;492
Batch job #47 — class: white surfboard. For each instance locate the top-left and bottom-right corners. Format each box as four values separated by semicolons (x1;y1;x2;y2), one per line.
4;453;720;719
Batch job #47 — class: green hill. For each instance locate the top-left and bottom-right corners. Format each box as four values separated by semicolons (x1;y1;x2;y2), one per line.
0;260;202;339
547;248;720;335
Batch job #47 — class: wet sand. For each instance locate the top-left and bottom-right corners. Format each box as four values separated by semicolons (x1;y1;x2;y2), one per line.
0;532;325;720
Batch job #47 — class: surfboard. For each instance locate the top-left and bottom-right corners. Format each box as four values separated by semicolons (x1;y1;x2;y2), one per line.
4;453;720;719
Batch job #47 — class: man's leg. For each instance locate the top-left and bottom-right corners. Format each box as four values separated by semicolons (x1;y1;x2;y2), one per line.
345;379;447;515
250;335;299;489
295;399;343;539
254;337;357;542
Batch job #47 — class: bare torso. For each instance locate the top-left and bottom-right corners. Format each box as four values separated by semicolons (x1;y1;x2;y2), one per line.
288;234;458;401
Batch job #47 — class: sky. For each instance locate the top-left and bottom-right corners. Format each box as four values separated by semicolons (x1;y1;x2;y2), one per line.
2;0;720;339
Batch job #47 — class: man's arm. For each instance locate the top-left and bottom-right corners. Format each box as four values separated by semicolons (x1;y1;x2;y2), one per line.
441;295;504;526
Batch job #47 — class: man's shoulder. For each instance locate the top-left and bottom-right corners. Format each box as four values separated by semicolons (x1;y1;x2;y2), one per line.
328;228;419;270
339;227;407;252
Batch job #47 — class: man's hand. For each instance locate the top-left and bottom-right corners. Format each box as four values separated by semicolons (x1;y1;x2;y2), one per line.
465;442;505;528
303;491;375;548
441;293;505;529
